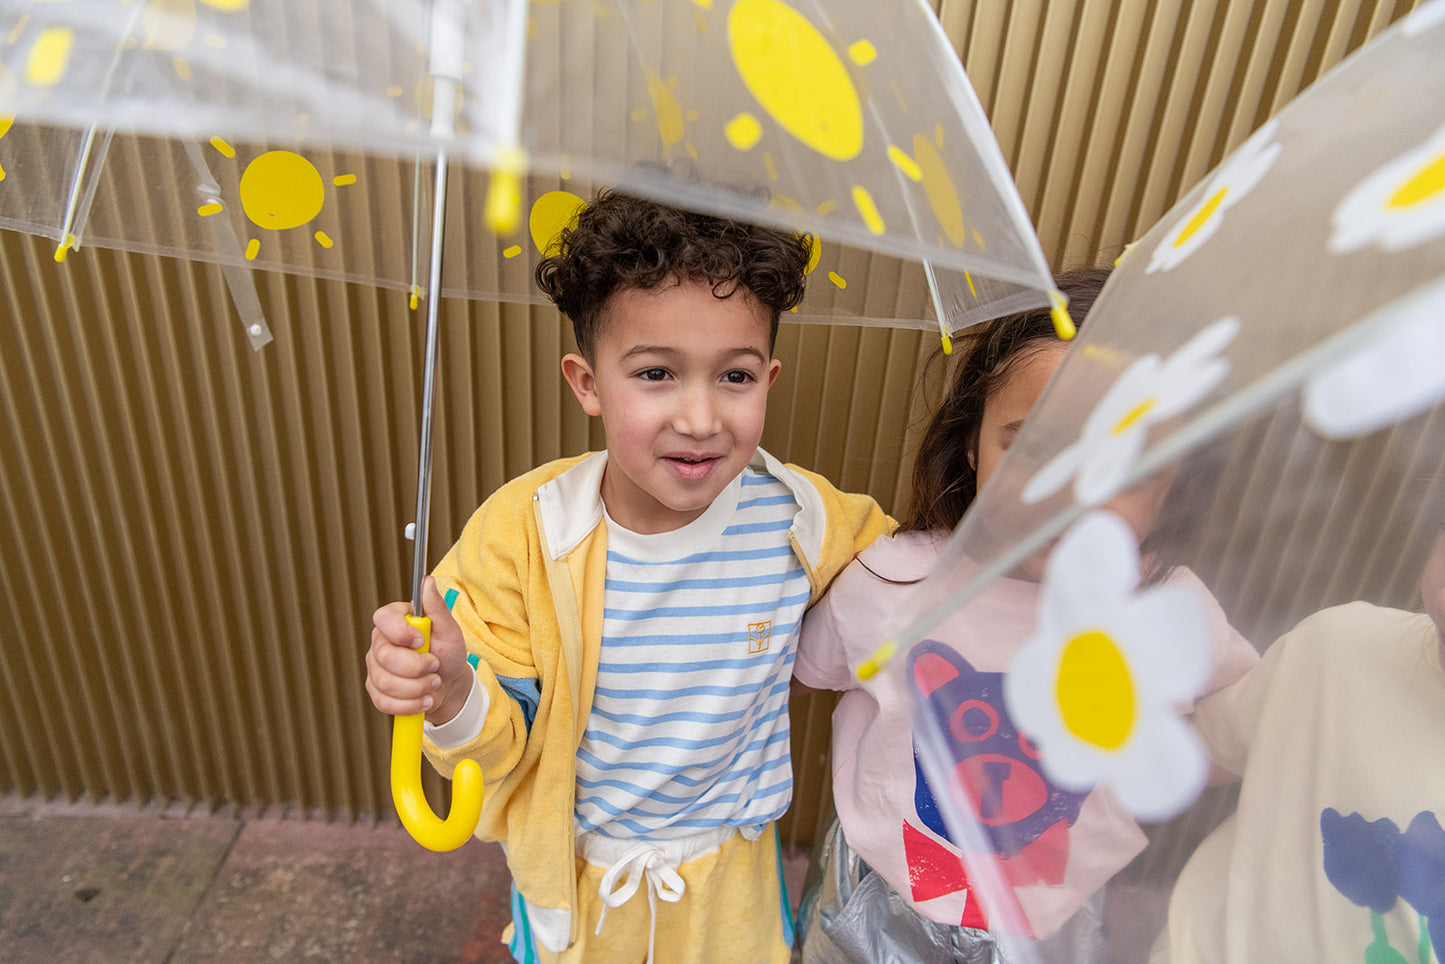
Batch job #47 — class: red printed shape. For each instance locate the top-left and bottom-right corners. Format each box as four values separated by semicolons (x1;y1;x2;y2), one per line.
956;753;1050;827
904;819;968;904
902;821;1037;935
1002;816;1071;887
912;651;960;697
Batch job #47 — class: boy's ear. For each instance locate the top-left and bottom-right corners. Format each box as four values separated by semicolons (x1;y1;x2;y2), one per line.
561;353;603;417
767;357;781;387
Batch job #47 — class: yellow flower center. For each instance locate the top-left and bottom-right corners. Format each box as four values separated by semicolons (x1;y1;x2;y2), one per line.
1387;149;1445;210
1110;396;1157;436
1055;629;1135;750
1172;186;1229;248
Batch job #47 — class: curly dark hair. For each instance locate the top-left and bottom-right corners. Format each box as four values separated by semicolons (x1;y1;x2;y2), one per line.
904;266;1112;533
535;189;812;360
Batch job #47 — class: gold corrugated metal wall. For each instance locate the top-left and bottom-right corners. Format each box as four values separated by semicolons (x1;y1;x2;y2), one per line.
0;0;1420;845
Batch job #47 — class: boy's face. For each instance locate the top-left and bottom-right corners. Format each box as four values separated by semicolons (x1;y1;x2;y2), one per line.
561;277;780;534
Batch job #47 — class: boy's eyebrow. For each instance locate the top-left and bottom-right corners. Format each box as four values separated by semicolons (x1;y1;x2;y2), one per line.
724;346;769;365
621;345;677;361
621;345;769;364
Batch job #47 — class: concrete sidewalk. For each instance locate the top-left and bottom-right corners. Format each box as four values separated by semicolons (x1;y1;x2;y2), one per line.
0;794;808;962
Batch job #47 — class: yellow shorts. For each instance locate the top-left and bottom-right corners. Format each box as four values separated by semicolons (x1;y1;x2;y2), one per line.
506;824;794;964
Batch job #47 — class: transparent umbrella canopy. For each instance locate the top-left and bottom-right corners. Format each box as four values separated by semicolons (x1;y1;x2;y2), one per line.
0;0;1063;850
849;6;1445;959
0;0;1064;348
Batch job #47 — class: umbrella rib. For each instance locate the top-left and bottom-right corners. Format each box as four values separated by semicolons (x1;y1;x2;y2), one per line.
921;260;953;353
56;0;148;258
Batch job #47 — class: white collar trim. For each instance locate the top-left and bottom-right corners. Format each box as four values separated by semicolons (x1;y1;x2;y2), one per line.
535;448;825;569
604;471;742;561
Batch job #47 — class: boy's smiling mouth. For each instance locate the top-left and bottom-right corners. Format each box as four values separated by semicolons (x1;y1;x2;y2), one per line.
664;453;722;480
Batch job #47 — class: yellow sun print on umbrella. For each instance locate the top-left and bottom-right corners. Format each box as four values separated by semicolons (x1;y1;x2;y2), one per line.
763;193;837;299
0;113;11;182
638;70;703;161
138;0;250;80
525;189;587;257
726;0;863;162
20;24;73;87
723;0;970;248
726;0;887;234
199;138;353;261
9;0;248;88
911;130;969;249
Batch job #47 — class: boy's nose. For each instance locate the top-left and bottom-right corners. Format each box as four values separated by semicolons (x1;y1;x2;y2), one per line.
673;384;720;438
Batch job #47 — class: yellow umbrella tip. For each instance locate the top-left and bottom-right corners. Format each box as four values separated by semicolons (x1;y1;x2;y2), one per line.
1048;289;1076;340
856;640;897;681
485;145;529;236
485;179;521;235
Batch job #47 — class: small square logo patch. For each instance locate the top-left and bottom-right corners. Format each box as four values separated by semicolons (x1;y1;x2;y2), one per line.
747;621;772;654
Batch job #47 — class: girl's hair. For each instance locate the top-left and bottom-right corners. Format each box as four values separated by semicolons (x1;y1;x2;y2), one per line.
903;266;1112;534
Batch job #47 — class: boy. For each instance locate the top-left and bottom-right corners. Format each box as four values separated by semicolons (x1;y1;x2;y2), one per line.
366;190;893;963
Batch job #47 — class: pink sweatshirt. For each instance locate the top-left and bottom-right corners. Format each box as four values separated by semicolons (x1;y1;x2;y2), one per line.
795;530;1258;938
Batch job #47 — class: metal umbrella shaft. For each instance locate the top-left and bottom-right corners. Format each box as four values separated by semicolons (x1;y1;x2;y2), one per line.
409;149;448;617
410;0;470;615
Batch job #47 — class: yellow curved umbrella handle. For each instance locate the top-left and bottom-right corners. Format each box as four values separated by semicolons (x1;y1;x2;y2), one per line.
391;614;484;852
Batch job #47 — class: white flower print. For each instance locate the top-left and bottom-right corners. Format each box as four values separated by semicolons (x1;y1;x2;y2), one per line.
1004;511;1213;821
1022;317;1240;507
1304;274;1445;438
1147;120;1282;273
1330;123;1445;254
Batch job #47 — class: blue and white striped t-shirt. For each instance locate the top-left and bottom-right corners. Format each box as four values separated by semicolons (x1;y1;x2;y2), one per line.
575;467;809;840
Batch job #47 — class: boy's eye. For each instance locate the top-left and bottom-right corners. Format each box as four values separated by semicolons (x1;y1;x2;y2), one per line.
723;370;756;385
638;368;670;381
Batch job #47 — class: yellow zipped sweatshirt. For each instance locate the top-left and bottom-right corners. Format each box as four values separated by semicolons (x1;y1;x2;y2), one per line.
422;448;893;952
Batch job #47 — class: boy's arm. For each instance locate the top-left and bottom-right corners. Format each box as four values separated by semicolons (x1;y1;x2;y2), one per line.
839;489;896;560
789;462;896;596
420;494;541;784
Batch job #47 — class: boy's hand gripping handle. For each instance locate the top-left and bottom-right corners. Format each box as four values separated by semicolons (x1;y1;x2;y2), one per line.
390;613;484;852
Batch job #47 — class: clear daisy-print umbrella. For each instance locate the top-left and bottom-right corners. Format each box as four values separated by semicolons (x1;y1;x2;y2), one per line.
0;0;1062;851
851;5;1445;960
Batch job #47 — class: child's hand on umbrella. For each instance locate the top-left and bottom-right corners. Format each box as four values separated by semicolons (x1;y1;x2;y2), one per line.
366;576;471;726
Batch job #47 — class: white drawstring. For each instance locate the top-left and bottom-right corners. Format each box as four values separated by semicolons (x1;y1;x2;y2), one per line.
594;843;686;963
